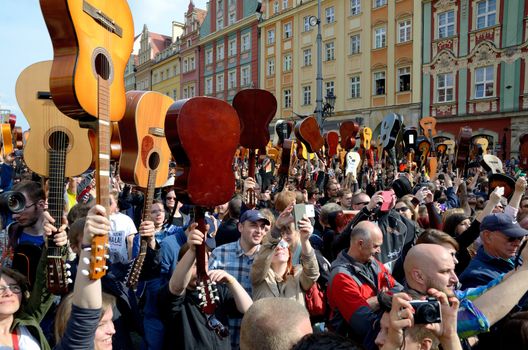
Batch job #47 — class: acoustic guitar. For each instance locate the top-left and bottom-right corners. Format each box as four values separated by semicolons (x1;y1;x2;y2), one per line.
324;131;339;159
165;96;240;317
118;91;174;289
0;124;13;159
41;0;134;279
233;89;277;209
273;119;294;148
481;155;516;198
339;121;359;151
295;116;323;188
419;116;438;179
456;126;473;175
16;60;94;293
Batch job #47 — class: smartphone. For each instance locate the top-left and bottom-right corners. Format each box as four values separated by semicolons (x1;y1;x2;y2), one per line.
293;204;315;230
380;190;395;212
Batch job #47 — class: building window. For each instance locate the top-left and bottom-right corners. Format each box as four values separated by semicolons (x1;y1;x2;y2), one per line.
282;0;288;9
303;16;311;32
267;29;275;45
325;41;335;61
284;23;292;39
374;0;387;8
241;65;251;87
183;58;189;73
398;19;412;43
173;89;177;99
350;76;361;98
325;7;335;24
189;85;195;97
205;77;213;95
283;89;292;108
398;67;411;92
160;71;164;81
438;10;455;38
350;0;361;15
303;48;312;66
325;81;335;97
475;66;494;98
217;43;224;61
374;71;386;95
273;1;279;14
183;87;188;98
283;54;292;72
189;57;195;71
205;49;213;65
241;33;250;51
217;17;224;30
374;27;386;49
476;0;496;29
350;34;360;54
228;12;236;25
216;73;224;91
217;0;223;11
437;73;454;102
267;57;275;76
228;38;237;57
302;85;312;105
228;69;237;89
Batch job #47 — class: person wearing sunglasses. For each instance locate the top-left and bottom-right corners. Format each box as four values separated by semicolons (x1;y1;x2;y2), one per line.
159;224;252;350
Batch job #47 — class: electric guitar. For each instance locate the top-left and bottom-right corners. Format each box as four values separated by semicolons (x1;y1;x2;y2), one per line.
41;0;134;279
16;60;95;292
119;91;174;289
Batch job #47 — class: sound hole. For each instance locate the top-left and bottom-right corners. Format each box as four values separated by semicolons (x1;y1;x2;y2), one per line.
49;131;69;151
95;53;110;80
148;152;160;170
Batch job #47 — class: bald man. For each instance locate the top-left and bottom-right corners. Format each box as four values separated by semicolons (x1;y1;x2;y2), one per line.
327;221;403;348
404;243;528;340
240;298;312;350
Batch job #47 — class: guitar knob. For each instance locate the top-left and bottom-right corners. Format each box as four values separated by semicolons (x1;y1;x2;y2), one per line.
82;257;90;265
81;270;89;276
65;263;71;269
67;278;73;284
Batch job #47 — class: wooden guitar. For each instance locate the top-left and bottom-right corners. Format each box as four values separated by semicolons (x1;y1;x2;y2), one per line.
380;113;403;179
12;127;23;151
359;127;374;188
0;124;13;159
118;91;173;289
233;89;277;209
344;151;361;189
295;117;323;188
15;61;94;292
419;116;438;179
324;131;339;159
41;0;134;279
339;121;359;151
273;119;294;148
165;96;240;315
456;126;473;176
481;155;516;198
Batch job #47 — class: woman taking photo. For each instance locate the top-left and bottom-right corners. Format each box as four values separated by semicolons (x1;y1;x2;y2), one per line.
251;205;319;306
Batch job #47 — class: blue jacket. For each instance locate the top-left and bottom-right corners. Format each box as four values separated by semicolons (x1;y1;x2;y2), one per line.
459;246;515;290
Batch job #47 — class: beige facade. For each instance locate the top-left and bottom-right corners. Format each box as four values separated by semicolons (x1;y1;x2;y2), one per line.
151;44;181;100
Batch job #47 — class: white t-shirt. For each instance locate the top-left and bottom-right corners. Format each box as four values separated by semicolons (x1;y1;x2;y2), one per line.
109;212;137;264
15;325;40;350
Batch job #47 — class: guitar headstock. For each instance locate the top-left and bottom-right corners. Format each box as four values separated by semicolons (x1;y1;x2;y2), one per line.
46;254;71;294
196;277;220;314
419;116;437;137
86;235;109;280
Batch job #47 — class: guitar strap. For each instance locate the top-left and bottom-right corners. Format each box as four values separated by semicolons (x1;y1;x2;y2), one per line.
12;330;19;350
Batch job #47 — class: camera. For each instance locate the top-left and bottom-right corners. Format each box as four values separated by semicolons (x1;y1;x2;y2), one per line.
0;191;26;214
409;298;441;324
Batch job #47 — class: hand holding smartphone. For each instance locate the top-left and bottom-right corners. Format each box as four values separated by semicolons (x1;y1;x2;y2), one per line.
293;204;315;230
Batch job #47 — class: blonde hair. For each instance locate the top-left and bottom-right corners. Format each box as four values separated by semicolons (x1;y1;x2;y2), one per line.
274;190;296;212
54;292;116;343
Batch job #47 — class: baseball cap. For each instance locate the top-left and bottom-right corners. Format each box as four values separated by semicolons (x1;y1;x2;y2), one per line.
239;210;271;225
481;213;528;238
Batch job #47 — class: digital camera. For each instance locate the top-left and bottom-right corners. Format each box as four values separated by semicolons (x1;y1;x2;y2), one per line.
409;298;441;324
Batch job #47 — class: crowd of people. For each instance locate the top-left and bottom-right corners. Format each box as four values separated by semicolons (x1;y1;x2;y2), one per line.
0;148;527;350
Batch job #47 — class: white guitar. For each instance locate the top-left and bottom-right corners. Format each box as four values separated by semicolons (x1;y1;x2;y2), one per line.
344;151;361;189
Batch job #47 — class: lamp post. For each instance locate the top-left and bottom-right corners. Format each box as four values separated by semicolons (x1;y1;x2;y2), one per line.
321;91;336;127
308;0;323;131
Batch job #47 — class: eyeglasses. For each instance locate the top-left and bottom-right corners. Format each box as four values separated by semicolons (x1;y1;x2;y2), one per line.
0;284;22;295
395;207;410;213
207;315;229;338
354;201;369;206
166;197;176;200
23;202;37;210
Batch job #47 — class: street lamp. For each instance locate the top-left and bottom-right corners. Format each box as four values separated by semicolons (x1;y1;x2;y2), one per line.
308;0;323;131
321;92;336;126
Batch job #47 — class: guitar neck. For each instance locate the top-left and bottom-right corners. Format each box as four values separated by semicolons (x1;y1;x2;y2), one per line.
95;77;111;213
194;207;209;279
47;147;67;247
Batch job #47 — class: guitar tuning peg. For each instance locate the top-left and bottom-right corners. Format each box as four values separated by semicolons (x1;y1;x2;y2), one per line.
96;257;102;262
95;268;101;273
67;278;73;284
103;266;109;270
214;296;220;302
104;254;110;259
66;271;72;277
82;257;90;265
81;270;89;276
65;263;71;269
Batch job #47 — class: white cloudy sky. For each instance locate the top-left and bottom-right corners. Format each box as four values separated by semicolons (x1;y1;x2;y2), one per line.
0;0;208;130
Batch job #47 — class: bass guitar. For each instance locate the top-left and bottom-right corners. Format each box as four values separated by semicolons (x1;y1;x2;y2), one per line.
119;91;174;289
16;60;95;292
233;89;277;209
165;96;240;317
41;0;134;279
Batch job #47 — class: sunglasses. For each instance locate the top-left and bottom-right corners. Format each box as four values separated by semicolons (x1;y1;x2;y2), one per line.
395;207;409;212
354;201;369;206
207;315;229;339
506;236;524;243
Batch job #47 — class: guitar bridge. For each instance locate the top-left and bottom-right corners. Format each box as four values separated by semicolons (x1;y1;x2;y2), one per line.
148;127;165;137
83;1;123;37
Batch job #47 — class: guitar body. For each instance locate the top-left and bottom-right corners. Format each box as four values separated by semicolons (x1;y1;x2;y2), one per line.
339;121;359;151
165;97;240;207
324;131;339;158
345;151;361;177
274;119;294;148
234;89;276;150
119;91;173;188
15;61;92;177
489;173;516;199
294;116;324;154
418;139;431;170
40;0;134;121
380;113;403;150
481;154;504;174
0;125;13;159
456;126;473;171
360;127;373;150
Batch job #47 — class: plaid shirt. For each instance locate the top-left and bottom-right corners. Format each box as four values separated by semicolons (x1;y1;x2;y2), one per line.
209;240;260;349
456;273;504;339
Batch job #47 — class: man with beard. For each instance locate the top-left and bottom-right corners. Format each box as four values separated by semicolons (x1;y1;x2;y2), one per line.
8;180;48;285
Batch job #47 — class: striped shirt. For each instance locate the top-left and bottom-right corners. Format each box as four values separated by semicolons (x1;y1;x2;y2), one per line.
209;240;260;349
